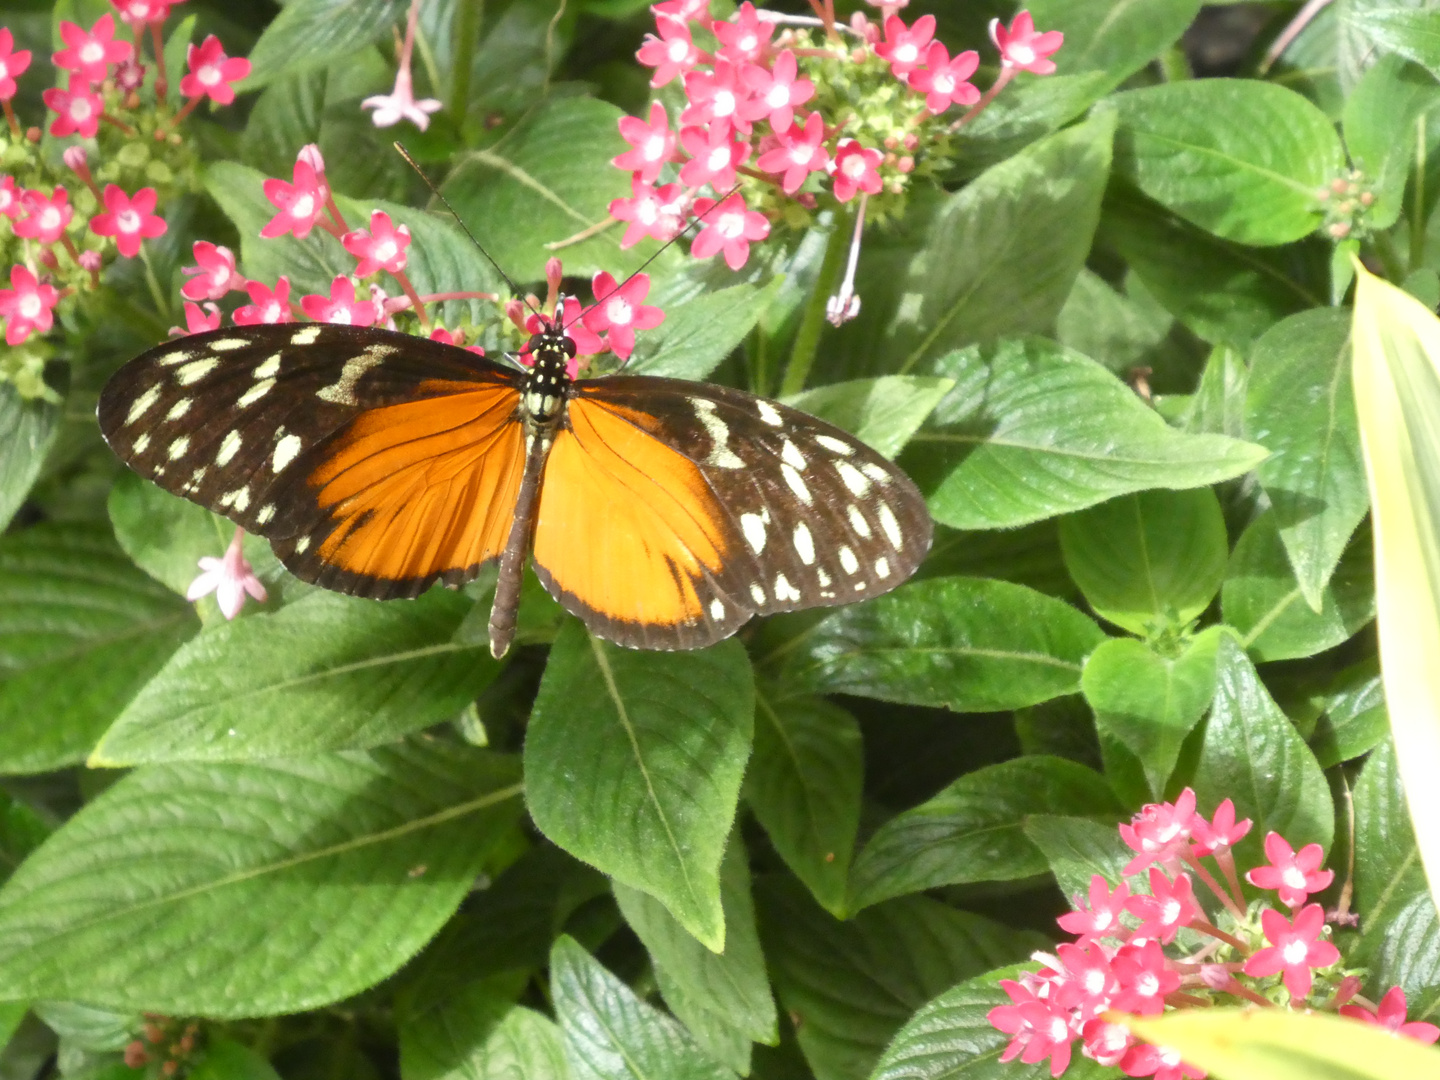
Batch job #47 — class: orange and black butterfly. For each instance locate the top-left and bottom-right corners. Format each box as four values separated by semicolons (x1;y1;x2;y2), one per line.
97;311;932;658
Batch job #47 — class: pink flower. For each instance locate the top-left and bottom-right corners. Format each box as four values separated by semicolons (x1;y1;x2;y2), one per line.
1110;940;1181;1016
187;528;267;620
712;2;772;64
89;185;166;258
114;58;145;92
42;75;104;138
1244;904;1340;1000
1050;943;1117;1021
111;0;172;27
0;265;59;345
636;15;704;87
180;241;243;300
755;111;828;194
1340;987;1440;1044
179;34;250;104
523;298;603;367
613;102;677;184
261;157;328;239
361;0;442;129
13;188;74;245
170;301;220;336
1190;798;1252;856
300;276;376;326
429;326;486;356
830;140;883;202
907;41;980;113
739;50;814;132
1057;874;1131;944
1120;1043;1204;1080
609;178;688;247
681;58;752;134
1246;832;1335;908
1119;789;1197;874
1124;870;1200;944
991;11;1064;75
652;0;711;23
342;210;411;276
874;14;935;77
0;176;19;220
988;980;1075;1078
679;123;750;189
54;14;131;83
233;277;292;325
0;28;32;100
1081;1019;1134;1068
583;271;664;360
690;192;769;270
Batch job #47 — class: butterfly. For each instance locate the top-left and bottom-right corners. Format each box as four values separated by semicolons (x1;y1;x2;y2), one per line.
97;311;933;658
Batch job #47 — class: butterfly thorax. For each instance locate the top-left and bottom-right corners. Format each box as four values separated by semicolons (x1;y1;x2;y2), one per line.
519;324;576;431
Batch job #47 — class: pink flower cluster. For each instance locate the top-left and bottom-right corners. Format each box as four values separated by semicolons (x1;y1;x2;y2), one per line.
988;789;1438;1079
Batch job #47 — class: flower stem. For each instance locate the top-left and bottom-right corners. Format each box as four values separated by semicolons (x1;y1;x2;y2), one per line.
1190;917;1248;953
1259;0;1334;75
544;216;618;250
2;100;18;140
1184;851;1246;921
779;210;849;397
102;112;139;137
393;269;431;330
150;23;168;99
449;0;483;125
951;67;1013;131
154;96;199;139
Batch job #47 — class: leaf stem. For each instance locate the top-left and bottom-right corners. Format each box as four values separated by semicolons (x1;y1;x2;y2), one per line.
779;213;848;396
1411;109;1428;273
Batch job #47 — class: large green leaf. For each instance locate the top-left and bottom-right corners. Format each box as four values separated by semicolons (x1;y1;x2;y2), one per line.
785;377;954;460
1027;0;1202;80
628;282;777;381
847;756;1120;913
0;385;59;534
400;977;567;1080
91;589;499;764
242;0;407;89
1246;309;1367;609
1342;55;1440;231
907;340;1268;531
775;576;1105;712
1024;814;1138;901
526;624;754;951
0;744;523;1015
0;523;197;774
1345;7;1440;78
1108;80;1345;245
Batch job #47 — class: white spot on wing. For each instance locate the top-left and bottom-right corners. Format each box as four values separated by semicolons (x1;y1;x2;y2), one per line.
273;433;303;472
817;568;831;587
839;546;859;575
207;338;248;352
253;354;281;380
133;432;150;454
847;504;871;537
878;503;903;549
125;384;161;426
158;350;195;366
167;435;190;460
875;557;890;579
774;574;801;602
316;349;392;405
757;400;783;426
793;522;815;564
836;460;870;497
750;582;766;604
741;512;767;553
693;399;744;468
238;378;275;408
815;434;854;456
166;397;192;422
295;536;311;553
862;461;891;484
291;325;322;345
175;358;218;386
709;599;725;620
781;463;811;504
220;486;250;512
216;430;242;466
781;440;806;471
256;504;276;525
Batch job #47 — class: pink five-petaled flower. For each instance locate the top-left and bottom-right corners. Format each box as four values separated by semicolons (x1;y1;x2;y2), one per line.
1190;797;1252;856
179;35;251;105
89;185;166;258
679;123;751;189
712;2;773;64
1081;1019;1134;1068
54;14;131;84
988;979;1074;1078
1340;987;1440;1043
13;188;73;245
1050;943;1118;1021
740;50;814;133
907;41;980;113
0;177;19;220
609;178;688;247
1119;788;1198;874
343;210;412;277
301;276;377;326
180;241;243;301
261;158;328;239
681;57;752;134
1057;874;1132;944
1110;939;1182;1016
1246;832;1335;908
1244;903;1340;1000
429;326;486;356
831;140;883;202
0;265;59;345
652;0;711;23
1125;869;1201;944
991;11;1064;75
187;528;267;620
636;15;704;87
171;300;220;336
756;111;828;194
42;74;104;138
875;14;935;77
1119;1043;1204;1080
0;28;32;100
582;271;664;360
690;192;770;270
613;102;678;185
111;0;172;27
361;0;442;130
233;277;292;325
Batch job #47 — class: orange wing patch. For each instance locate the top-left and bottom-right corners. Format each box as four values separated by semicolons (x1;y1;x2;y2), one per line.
308;380;525;582
532;396;737;638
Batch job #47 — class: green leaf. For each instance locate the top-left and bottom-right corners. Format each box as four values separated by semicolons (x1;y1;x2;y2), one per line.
0;744;523;1016
1082;628;1223;797
1342;56;1439;231
526;624;754;951
91;589;500;764
628;281;777;381
614;835;776;1069
889;111;1114;371
775;576;1106;712
243;0;407;90
907;340;1267;531
747;692;861;918
443;98;633;284
1345;7;1440;78
847;756;1121;913
1183;345;1249;438
759;884;1044;1080
1190;634;1334;862
0;523;197;774
1107;80;1345;245
0;385;59;534
784;377;955;460
1027;0;1202;80
1058;488;1228;637
1222;511;1374;662
550;936;735;1080
1310;658;1389;768
400;977;560;1080
1246;309;1367;609
190;1039;284;1080
1055;268;1174;377
1024;814;1138;901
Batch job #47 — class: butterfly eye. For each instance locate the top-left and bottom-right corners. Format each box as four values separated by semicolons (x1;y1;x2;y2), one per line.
558;334;577;359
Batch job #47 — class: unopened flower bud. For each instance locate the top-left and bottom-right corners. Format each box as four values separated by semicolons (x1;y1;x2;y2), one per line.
78;250;101;272
851;47;868;63
297;143;325;175
1334;975;1362;1006
39;250;57;270
62;145;87;172
897;155;914;172
1337;200;1355;215
505;298;529;332
1359;191;1374;206
902;133;919;151
1331;177;1348;194
24;127;39;143
1199;964;1231;991
1328;221;1352;239
124;1042;149;1068
883;136;898;150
